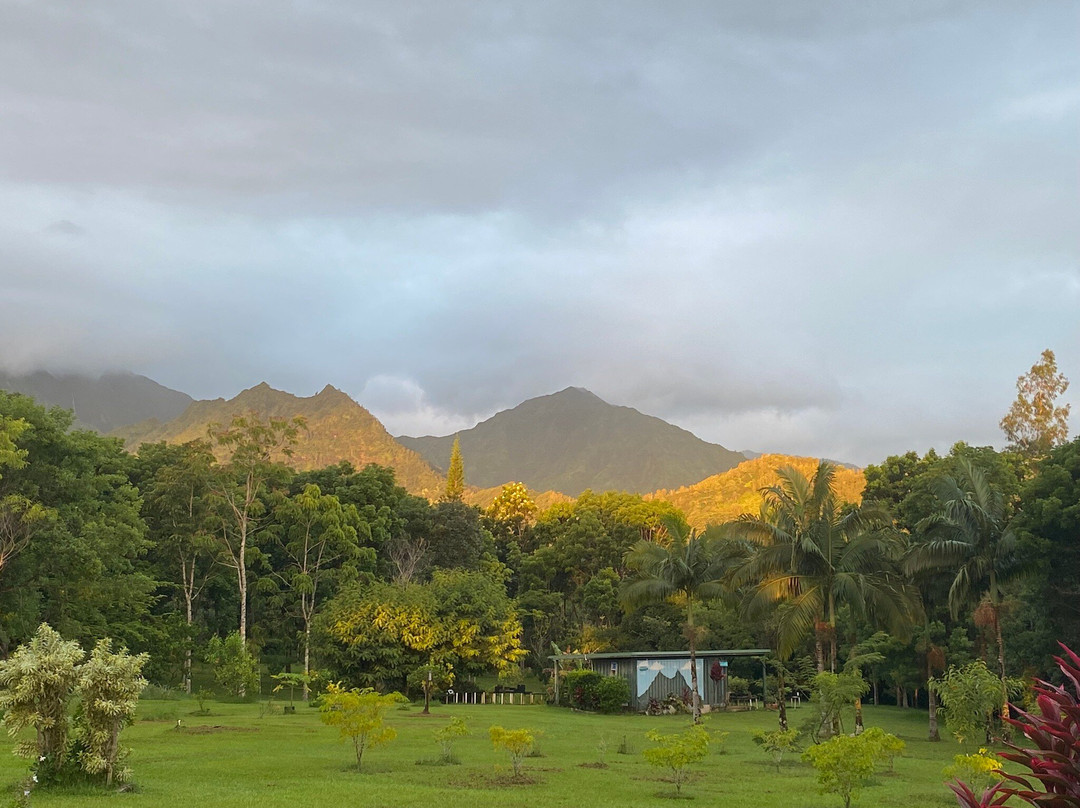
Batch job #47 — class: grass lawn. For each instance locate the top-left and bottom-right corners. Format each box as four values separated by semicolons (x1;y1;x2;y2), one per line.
2;699;975;807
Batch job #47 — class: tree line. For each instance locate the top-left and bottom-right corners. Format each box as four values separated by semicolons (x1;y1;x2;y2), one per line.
0;350;1073;732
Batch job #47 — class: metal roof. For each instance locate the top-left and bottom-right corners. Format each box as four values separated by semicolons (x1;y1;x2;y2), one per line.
549;649;771;661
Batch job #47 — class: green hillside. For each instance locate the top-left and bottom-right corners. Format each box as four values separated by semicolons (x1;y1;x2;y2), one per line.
399;386;744;496
113;383;444;497
648;453;866;529
0;369;192;433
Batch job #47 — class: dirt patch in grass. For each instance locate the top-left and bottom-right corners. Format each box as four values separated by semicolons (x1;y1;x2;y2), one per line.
178;725;259;735
578;762;609;769
447;770;542;788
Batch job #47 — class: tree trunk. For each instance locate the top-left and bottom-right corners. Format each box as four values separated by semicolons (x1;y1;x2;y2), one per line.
994;606;1010;737
184;580;194;695
928;686;940;742
777;668;788;731
815;632;825;674
688;598;701;724
873;679;879;706
854;697;864;734
303;623;311;702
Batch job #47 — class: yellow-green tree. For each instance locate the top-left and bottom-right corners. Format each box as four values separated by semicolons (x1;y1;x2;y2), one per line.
318;683;404;770
444;436;464;502
76;639;148;785
486;482;537;538
1000;348;1070;460
489;725;534;778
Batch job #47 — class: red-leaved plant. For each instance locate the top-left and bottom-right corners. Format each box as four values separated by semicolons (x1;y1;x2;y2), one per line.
951;643;1080;808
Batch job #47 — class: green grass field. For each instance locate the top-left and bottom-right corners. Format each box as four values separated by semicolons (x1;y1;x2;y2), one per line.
4;699;974;807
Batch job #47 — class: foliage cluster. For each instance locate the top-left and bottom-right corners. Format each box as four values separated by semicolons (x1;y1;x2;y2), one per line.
0;624;147;786
642;723;710;796
558;669;629;713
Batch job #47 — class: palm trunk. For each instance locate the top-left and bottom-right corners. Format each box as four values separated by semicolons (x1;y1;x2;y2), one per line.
815;632;825;674
688;597;701;724
777;668;788;731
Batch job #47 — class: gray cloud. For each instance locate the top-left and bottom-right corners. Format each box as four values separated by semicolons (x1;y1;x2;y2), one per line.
0;1;1077;465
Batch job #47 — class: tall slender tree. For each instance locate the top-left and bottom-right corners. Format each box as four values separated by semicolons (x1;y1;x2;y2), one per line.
444;436;464;502
207;414;303;645
1000;348;1070;461
620;515;737;724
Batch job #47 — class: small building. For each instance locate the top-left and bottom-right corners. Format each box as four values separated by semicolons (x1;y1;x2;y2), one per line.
550;649;771;711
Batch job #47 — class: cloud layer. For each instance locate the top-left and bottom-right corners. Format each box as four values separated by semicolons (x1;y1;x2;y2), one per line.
1;1;1077;464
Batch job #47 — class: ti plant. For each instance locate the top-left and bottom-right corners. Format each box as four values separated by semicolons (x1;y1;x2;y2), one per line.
951;643;1080;808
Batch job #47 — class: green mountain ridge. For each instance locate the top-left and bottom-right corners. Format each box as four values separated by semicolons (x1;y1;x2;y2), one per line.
0;369;192;433
112;383;445;498
398;386;745;496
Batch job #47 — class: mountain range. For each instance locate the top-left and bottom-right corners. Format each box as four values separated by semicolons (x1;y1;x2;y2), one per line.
0;371;862;513
112;383;444;498
0;369;192;433
399;387;745;496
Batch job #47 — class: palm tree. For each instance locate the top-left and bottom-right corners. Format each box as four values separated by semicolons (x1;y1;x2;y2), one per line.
730;461;915;674
905;459;1020;718
620;515;738;724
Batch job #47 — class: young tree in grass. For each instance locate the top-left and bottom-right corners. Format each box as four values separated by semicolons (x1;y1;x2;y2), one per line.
409;662;453;715
489;725;534;779
206;632;259;698
802;733;879;808
643;724;710;797
433;716;469;763
621;514;737;724
319;683;404;771
753;728;800;772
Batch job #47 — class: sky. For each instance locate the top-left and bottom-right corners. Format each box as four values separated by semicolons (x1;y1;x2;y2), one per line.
1;1;1078;465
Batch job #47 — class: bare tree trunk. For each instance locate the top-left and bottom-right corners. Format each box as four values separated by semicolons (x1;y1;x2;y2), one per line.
995;607;1010;736
873;679;879;706
303;624;311;702
184;584;194;695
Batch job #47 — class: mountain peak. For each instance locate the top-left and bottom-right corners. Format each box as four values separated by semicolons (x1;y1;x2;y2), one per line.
399;389;743;496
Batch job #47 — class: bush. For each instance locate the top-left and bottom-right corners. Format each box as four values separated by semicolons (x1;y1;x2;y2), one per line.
596;676;630;713
0;624;147;787
205;633;259;699
944;749;1003;796
560;670;629;713
802;733;878;808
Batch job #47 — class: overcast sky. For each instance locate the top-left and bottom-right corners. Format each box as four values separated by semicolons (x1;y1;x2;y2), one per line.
2;1;1078;465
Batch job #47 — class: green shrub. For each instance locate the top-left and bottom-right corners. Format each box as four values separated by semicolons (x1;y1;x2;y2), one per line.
861;726;905;773
205;633;259;699
802;733;878;808
595;676;630;713
560;670;629;712
942;748;1003;795
642;724;710;797
433;716;469;763
753;728;800;771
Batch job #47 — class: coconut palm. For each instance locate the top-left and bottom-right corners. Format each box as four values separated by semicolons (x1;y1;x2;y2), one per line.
729;461;916;674
620;515;739;724
905;459;1021;705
